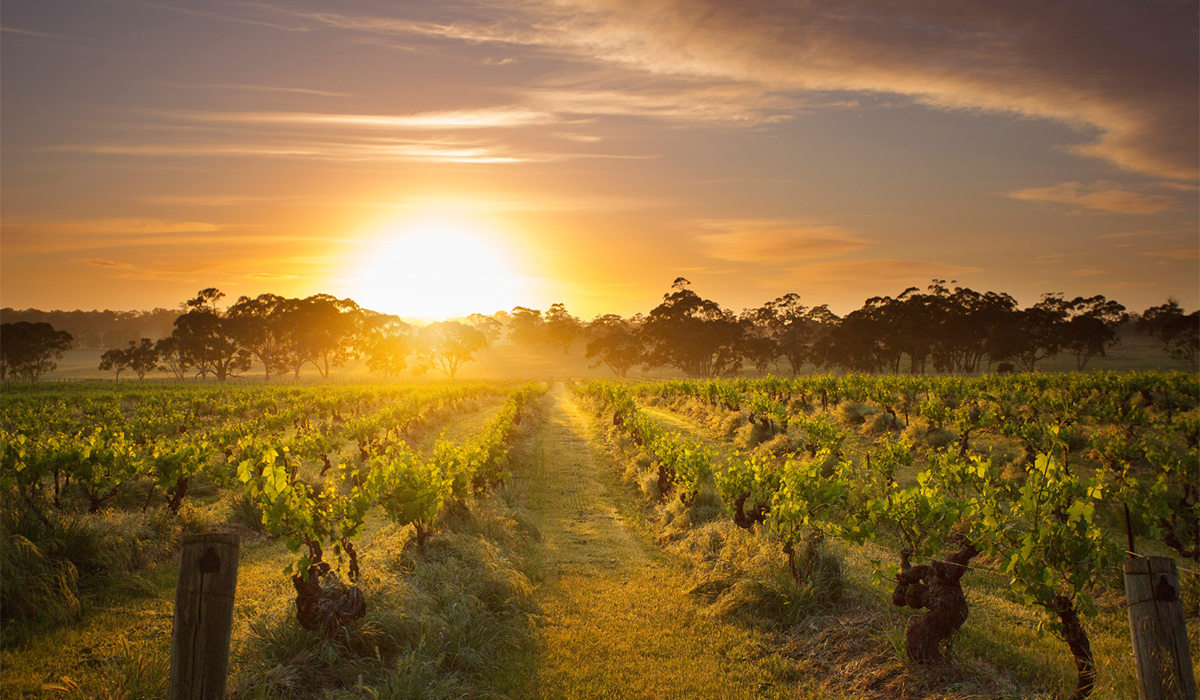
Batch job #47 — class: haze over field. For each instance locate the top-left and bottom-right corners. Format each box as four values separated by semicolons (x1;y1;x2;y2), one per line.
2;0;1197;319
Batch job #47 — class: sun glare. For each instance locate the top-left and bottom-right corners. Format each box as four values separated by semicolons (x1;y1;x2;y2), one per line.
350;220;524;320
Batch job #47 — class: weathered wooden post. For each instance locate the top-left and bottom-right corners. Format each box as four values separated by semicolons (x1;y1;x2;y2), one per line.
170;533;240;700
1124;556;1196;700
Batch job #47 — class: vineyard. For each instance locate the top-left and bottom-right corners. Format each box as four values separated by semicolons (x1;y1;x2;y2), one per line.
1;372;1197;699
2;381;546;698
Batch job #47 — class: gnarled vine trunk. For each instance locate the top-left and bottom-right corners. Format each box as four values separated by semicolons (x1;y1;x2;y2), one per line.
292;539;366;632
732;492;768;530
1050;595;1095;700
892;542;979;663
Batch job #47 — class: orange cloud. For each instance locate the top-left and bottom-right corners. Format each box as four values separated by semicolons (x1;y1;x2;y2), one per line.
168;107;556;130
72;258;133;269
54;140;530;164
693;220;869;262
260;0;1196;181
1007;182;1175;214
1140;249;1199;261
1096;229;1177;240
789;259;982;287
7;218;219;236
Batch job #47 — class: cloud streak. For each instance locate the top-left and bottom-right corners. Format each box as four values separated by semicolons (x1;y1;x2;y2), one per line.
789;259;983;287
52;139;531;164
693;219;869;262
252;0;1196;181
167;107;557;130
72;258;134;269
1007;182;1176;214
153;82;352;97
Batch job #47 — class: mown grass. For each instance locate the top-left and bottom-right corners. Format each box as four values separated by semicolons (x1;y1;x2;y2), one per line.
495;385;825;700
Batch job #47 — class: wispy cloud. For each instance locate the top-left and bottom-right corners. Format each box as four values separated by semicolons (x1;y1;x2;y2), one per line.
693;219;869;262
165;107;558;129
1096;229;1175;240
241;272;299;280
1140;249;1199;262
1034;251;1095;264
152;82;351;97
4;218;225;255
72;258;133;269
1;26;64;39
144;3;314;32
1070;269;1106;277
1105;281;1159;291
788;259;983;287
8;218;219;236
52;139;531;164
523;83;801;126
244;0;1197;181
136;194;306;206
1007;182;1175;214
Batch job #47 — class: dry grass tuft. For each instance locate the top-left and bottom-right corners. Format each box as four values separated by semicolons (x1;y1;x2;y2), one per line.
777;603;1048;700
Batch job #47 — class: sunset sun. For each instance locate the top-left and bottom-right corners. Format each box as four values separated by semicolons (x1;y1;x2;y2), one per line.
350;219;525;320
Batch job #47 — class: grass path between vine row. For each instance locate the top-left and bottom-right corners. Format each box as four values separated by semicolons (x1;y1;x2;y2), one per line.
497;382;815;700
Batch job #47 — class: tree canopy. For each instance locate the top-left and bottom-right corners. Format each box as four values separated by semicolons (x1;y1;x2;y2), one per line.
413;321;487;378
0;322;73;380
642;279;743;377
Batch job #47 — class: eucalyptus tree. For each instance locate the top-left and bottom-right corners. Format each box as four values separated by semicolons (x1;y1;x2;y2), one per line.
169;289;251;381
276;294;363;379
361;311;412;377
412;321;487;377
585;313;644;378
507;306;546;347
1060;295;1127;369
154;335;192;379
98;338;159;380
544;302;584;354
461;313;503;346
226;293;289;380
987;294;1070;372
642;278;743;377
1138;299;1199;370
0;321;73;380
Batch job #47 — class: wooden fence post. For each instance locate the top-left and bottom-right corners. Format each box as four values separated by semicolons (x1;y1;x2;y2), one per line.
1125;556;1196;700
169;533;240;700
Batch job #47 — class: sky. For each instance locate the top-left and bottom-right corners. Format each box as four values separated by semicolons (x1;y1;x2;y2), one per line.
2;0;1197;320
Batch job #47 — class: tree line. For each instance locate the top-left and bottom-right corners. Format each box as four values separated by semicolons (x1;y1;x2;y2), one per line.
94;288;498;382
0;279;1196;381
0;307;178;349
581;278;1198;377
